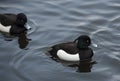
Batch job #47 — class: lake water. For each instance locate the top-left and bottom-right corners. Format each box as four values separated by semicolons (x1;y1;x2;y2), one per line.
0;0;120;81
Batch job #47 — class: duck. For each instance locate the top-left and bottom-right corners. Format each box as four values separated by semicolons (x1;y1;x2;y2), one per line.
48;35;94;62
0;13;31;49
0;13;30;36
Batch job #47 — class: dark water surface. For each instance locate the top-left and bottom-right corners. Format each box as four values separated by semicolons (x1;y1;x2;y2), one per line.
0;0;120;81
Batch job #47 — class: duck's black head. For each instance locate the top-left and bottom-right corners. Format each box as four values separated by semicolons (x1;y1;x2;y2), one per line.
76;35;91;49
15;13;27;26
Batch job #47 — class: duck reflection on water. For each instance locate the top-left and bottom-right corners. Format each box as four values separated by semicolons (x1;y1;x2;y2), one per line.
50;56;96;73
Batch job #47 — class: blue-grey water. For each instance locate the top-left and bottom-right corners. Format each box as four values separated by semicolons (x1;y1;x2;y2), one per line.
0;0;120;81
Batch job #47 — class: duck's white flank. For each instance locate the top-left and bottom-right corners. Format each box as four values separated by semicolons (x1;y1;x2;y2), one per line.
57;49;80;61
0;23;11;33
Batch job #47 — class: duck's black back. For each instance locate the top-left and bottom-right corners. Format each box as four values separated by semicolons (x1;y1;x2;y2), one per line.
52;42;79;53
0;14;17;26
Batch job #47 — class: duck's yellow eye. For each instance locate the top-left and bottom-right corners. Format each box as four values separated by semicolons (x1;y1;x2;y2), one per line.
86;40;89;43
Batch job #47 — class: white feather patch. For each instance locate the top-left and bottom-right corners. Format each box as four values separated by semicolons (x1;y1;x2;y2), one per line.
57;49;80;61
0;23;11;33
